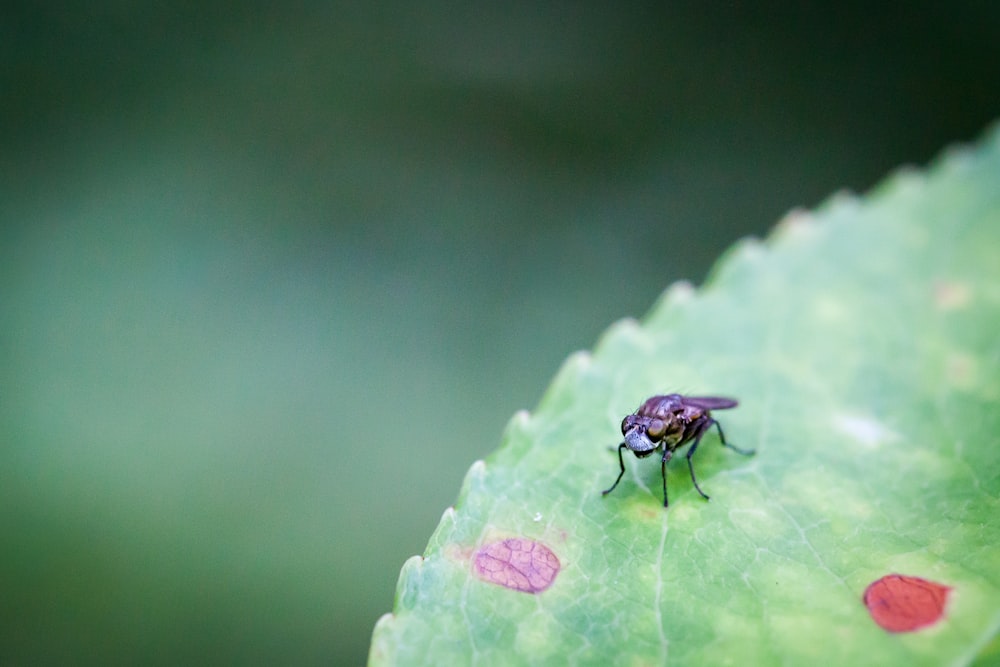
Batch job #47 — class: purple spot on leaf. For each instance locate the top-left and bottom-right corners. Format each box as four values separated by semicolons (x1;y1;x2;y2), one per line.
473;538;560;593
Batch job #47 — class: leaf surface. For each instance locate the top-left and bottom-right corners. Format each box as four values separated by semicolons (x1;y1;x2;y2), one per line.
370;125;1000;666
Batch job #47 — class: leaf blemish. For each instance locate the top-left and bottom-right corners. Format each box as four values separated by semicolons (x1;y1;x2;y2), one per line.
863;574;951;633
833;414;896;448
945;352;976;390
933;280;971;310
473;538;560;593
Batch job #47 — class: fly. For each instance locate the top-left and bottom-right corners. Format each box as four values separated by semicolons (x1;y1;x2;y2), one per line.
602;394;754;508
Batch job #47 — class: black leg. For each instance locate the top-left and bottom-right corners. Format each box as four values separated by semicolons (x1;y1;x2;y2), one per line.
713;419;755;456
685;421;711;501
602;443;628;496
660;450;673;507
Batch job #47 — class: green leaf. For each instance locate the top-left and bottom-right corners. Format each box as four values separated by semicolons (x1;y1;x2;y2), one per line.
369;124;1000;666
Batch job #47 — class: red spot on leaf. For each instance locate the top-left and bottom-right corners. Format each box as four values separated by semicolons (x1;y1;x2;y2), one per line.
473;538;560;593
863;574;951;633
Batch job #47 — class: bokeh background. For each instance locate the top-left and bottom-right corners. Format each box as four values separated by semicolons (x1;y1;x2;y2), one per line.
2;3;998;665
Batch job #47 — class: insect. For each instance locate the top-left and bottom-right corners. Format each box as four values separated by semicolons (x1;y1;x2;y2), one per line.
602;394;754;508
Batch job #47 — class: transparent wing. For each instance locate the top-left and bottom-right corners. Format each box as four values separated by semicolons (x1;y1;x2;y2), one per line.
682;396;738;410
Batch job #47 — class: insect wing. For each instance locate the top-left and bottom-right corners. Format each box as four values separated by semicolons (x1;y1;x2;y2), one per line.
682;396;738;411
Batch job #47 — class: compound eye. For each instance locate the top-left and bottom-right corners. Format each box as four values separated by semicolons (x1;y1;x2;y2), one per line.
646;419;666;439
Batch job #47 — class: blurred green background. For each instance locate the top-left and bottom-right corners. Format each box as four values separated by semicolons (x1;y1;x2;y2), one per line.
2;3;998;665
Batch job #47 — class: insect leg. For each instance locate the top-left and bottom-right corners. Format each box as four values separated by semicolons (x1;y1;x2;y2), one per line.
685;420;711;501
712;418;755;456
602;443;629;497
660;449;673;508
